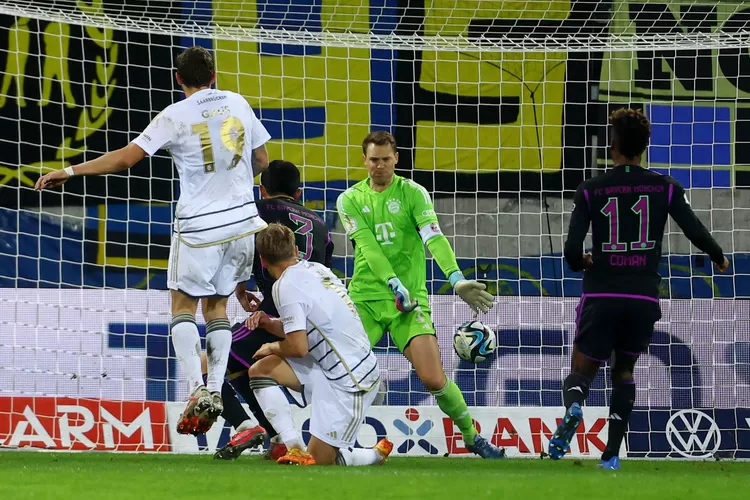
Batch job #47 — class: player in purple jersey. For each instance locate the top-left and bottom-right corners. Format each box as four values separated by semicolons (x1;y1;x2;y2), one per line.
550;108;729;469
200;161;333;459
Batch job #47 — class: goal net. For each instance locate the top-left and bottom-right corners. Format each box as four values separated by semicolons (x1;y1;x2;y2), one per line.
0;0;748;458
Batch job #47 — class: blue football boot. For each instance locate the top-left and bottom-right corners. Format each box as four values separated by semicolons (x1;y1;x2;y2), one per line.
548;402;583;460
466;435;506;459
597;456;621;470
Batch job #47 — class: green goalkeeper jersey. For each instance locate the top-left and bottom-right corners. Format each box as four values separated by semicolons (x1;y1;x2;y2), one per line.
336;175;447;303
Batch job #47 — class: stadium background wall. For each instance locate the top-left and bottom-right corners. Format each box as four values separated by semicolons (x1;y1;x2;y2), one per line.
1;289;748;458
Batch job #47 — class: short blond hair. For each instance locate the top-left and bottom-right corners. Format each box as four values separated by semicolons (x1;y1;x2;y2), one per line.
256;223;296;265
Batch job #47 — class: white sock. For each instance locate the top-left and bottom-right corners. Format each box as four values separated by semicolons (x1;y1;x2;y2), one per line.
337;448;383;466
205;319;232;393
170;314;203;392
251;380;303;449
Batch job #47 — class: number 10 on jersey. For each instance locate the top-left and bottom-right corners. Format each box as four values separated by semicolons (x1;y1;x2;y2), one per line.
601;195;656;252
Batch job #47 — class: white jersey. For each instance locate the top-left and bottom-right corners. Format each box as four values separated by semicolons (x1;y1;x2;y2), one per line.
273;261;379;393
132;88;271;246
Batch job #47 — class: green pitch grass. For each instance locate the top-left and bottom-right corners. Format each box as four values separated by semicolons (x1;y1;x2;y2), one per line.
1;453;748;500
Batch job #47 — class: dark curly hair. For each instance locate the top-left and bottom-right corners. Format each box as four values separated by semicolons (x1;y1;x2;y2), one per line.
609;108;651;160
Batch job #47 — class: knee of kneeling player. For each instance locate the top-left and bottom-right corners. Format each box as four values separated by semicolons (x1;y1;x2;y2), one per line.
247;361;272;379
247;354;282;378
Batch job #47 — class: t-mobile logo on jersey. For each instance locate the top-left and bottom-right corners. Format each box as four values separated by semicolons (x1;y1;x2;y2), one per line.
375;222;396;245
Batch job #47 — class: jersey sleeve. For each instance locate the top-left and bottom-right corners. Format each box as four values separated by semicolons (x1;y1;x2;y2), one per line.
406;180;440;235
403;180;461;278
245;101;271;150
563;185;591;272
273;278;311;334
667;180;725;265
336;189;398;284
336;189;369;239
131;110;175;156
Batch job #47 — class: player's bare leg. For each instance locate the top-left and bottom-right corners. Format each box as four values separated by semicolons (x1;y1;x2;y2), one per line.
248;354;308;463
170;290;212;434
549;345;602;460
598;351;638;470
404;334;504;458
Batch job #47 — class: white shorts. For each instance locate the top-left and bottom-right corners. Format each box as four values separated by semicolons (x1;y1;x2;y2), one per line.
287;356;379;450
167;234;254;298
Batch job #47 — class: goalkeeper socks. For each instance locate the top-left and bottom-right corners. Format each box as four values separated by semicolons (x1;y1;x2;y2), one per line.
336;448;382;466
430;379;478;444
601;380;636;461
170;314;203;391
250;377;302;449
221;380;253;431
205;319;232;393
563;372;591;409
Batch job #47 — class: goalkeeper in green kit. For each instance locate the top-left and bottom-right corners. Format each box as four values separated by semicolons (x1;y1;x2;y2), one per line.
336;131;505;458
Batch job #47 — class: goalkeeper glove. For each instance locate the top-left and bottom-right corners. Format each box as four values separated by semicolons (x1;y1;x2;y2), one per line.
387;277;418;313
449;271;494;314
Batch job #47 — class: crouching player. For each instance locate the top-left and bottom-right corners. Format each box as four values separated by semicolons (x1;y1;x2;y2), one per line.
245;223;392;466
207;160;333;460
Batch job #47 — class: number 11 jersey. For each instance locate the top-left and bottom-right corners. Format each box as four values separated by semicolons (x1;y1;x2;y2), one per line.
132;88;271;246
564;164;725;298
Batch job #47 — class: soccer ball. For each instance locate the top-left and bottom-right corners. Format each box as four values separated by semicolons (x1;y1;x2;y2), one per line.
453;321;496;363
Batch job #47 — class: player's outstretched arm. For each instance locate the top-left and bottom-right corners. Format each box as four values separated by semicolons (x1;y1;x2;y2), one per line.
37;109;175;192
336;190;417;312
668;181;729;271
34;143;146;191
405;180;494;313
563;185;592;272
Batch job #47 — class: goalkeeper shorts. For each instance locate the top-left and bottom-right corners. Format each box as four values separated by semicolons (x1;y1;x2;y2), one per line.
356;299;435;352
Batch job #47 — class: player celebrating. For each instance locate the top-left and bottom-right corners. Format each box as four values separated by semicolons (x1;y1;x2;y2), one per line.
336;131;503;458
552;108;729;469
209;160;333;460
245;223;392;466
35;46;271;434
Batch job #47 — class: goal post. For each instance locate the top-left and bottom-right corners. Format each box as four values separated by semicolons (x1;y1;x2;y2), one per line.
0;0;748;458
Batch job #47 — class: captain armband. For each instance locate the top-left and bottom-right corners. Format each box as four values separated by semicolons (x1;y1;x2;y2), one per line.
419;222;443;244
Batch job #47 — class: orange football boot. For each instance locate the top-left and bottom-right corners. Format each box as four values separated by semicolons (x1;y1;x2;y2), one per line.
374;439;394;464
277;447;316;466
